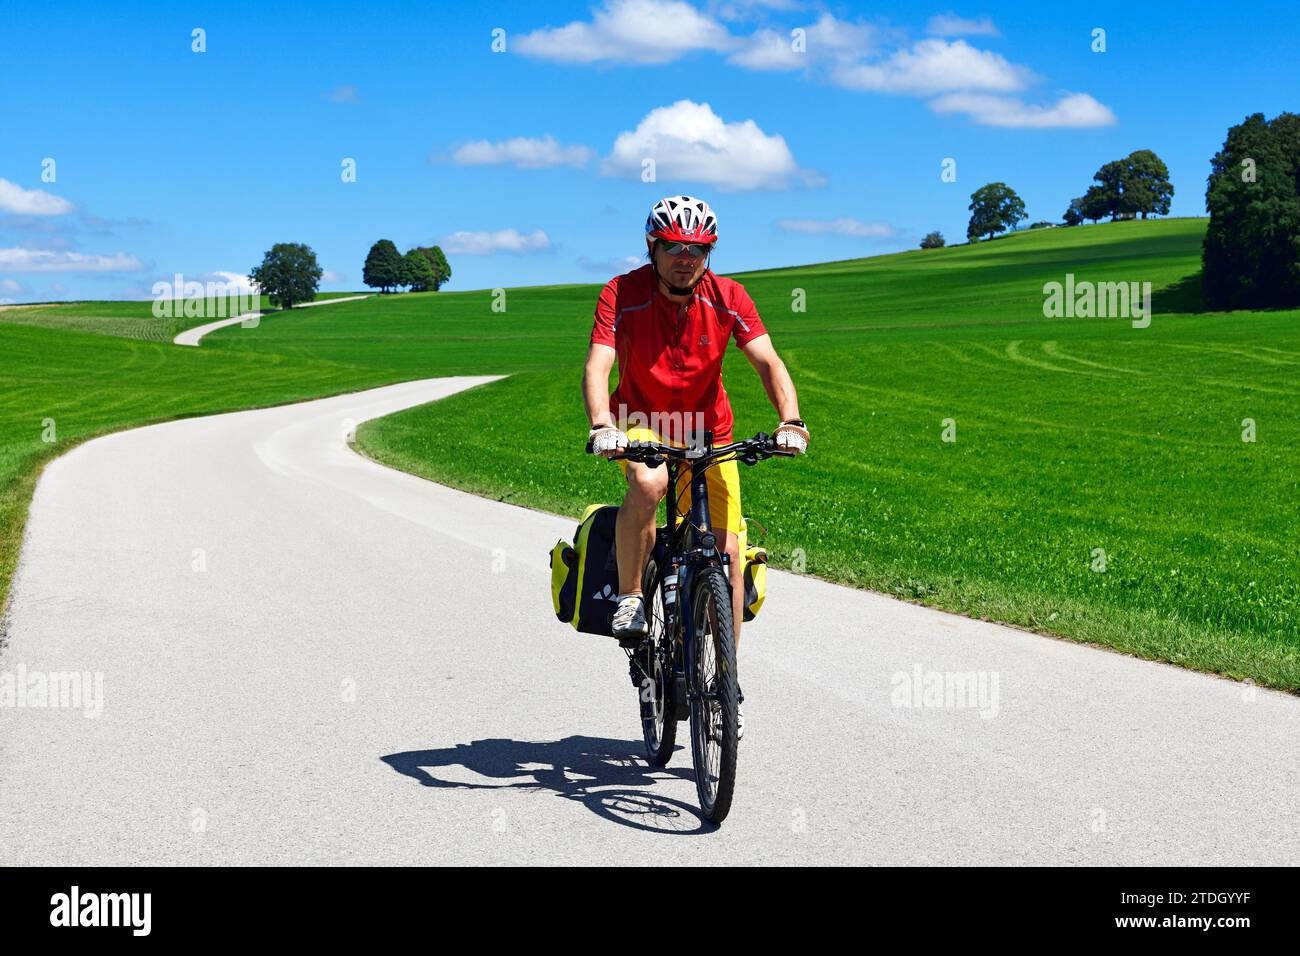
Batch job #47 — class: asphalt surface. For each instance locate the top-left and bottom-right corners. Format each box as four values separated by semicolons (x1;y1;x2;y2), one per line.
2;377;1297;864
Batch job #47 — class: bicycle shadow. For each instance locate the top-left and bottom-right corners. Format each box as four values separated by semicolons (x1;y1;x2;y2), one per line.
380;735;713;834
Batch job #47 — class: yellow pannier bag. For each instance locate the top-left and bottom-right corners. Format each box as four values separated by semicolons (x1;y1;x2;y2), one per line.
736;515;767;622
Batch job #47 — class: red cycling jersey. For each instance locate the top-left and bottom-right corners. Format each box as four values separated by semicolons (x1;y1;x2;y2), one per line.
590;264;767;445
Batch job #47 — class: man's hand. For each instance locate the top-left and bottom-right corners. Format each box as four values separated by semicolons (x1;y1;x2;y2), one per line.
589;422;628;459
774;419;809;454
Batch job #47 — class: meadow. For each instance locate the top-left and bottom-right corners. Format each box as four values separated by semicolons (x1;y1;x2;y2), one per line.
3;219;1297;688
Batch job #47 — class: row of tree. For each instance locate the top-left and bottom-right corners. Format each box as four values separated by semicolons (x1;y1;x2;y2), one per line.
927;117;1298;309
363;240;451;293
917;149;1176;247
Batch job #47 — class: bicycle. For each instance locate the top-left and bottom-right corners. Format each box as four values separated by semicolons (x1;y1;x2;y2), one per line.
587;430;795;823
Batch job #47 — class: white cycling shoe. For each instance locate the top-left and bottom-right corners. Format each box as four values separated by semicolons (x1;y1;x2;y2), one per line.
611;593;648;645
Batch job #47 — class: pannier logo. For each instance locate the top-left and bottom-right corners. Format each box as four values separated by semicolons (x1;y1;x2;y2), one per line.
592;583;616;601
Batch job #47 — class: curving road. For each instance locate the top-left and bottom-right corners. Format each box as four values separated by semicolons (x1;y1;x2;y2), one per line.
1;377;1297;864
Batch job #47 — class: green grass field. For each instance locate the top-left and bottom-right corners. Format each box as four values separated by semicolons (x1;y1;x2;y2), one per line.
3;219;1297;689
0;291;365;341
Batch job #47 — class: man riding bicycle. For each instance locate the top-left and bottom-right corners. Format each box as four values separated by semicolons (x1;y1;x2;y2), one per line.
582;195;809;732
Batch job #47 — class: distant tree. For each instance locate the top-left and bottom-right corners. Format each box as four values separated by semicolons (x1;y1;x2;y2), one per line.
967;182;1027;241
1086;150;1175;221
1203;112;1300;309
363;239;404;293
920;231;945;249
403;248;437;292
412;245;452;290
1092;160;1129;219
248;242;322;310
1080;185;1111;224
1124;149;1175;218
1063;198;1085;227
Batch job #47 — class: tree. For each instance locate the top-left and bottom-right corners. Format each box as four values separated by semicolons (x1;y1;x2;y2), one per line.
1087;150;1175;221
403;248;436;292
1063;198;1085;227
248;242;322;310
1203;112;1300;309
363;239;404;293
967;182;1027;241
1124;149;1175;218
1080;185;1111;223
412;245;452;290
920;231;945;249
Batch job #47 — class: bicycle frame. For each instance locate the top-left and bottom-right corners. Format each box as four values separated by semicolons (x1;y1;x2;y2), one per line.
650;431;729;714
597;429;792;716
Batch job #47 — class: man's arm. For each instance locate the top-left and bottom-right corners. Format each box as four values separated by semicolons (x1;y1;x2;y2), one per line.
582;342;617;428
741;333;801;422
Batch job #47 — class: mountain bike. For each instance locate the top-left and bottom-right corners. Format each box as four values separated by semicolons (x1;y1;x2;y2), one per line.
588;431;794;823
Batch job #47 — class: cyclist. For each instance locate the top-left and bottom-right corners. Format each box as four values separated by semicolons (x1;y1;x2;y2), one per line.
583;195;809;734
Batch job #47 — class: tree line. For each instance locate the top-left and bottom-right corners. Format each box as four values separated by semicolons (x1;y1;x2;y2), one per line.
920;118;1298;309
362;240;451;293
244;240;454;311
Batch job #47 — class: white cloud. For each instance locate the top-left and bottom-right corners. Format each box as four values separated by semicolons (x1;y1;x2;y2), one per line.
514;0;734;64
832;38;1031;95
326;84;359;104
926;14;1000;38
729;13;876;71
930;91;1117;128
0;248;144;272
601;99;810;191
198;271;259;293
0;278;21;293
0;298;15;305
709;0;802;21
441;229;552;255
578;254;644;274
777;218;896;238
0;179;75;216
322;269;346;284
451;135;594;169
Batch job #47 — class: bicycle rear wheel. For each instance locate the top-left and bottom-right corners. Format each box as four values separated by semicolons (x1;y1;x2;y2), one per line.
689;567;739;823
637;557;677;766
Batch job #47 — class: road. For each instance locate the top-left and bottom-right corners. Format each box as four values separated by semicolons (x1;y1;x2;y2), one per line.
1;377;1297;864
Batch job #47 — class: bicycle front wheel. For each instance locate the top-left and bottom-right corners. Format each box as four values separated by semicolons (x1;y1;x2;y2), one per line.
638;557;677;766
688;567;739;823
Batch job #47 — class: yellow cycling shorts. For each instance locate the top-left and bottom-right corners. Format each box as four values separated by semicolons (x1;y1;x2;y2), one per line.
618;426;742;534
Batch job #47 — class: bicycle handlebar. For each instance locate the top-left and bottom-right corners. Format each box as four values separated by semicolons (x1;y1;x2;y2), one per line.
585;431;798;468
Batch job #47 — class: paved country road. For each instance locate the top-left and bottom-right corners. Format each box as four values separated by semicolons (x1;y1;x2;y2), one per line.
1;378;1297;865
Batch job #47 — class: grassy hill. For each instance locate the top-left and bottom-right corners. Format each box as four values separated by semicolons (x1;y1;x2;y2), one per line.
3;219;1297;689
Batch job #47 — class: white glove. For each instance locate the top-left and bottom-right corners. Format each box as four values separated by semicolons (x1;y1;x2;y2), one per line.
589;423;629;458
774;420;809;454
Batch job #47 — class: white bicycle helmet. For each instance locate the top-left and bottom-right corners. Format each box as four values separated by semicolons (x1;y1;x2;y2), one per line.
645;195;719;245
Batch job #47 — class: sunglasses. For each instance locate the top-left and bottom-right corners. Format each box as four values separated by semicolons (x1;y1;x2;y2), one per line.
658;240;712;258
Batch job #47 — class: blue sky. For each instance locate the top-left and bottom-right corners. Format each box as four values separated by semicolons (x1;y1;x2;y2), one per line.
1;0;1296;302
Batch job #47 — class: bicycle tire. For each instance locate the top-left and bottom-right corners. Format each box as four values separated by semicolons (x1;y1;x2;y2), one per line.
688;566;739;823
638;557;677;766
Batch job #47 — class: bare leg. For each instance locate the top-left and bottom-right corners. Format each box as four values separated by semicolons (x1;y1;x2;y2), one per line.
616;461;667;596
